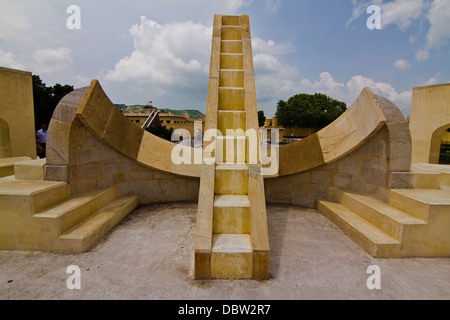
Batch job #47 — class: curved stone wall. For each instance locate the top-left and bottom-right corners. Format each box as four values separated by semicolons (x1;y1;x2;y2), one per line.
46;79;411;207
45;83;199;204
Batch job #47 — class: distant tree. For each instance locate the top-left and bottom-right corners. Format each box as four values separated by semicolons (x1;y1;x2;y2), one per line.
275;93;346;129
258;110;266;127
32;75;74;129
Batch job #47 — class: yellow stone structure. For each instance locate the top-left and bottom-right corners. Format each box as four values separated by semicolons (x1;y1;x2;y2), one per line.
0;15;448;275
410;83;450;165
0;67;37;160
125;109;205;138
194;15;270;280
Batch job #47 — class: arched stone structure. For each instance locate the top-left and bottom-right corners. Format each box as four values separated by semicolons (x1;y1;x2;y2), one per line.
0;117;11;158
430;124;450;164
410;83;450;165
45;83;199;204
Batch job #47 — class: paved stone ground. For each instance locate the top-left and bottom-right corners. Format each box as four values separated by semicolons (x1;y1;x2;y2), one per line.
0;203;449;300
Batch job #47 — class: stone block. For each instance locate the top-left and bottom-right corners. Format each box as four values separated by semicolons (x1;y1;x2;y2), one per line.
220;70;244;88
218;88;245;111
14;159;45;180
389;172;413;189
309;183;327;200
362;167;387;186
266;176;292;197
333;173;352;189
70;162;104;180
221;40;243;54
326;186;340;202
44;165;69;182
91;146;120;162
311;171;332;185
221;26;242;40
103;160;123;176
350;176;365;192
337;157;360;175
222;15;241;26
292;181;308;199
124;171;153;182
359;141;387;159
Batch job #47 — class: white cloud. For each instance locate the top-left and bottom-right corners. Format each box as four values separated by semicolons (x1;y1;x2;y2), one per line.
347;1;449;62
301;72;344;94
416;0;450;61
106;16;297;110
0;0;32;38
346;75;412;114
296;72;412;116
393;59;410;71
423;72;441;86
33;47;72;74
347;0;427;30
265;0;283;13
381;0;427;30
251;38;298;105
0;49;24;70
227;0;253;11
106;17;212;95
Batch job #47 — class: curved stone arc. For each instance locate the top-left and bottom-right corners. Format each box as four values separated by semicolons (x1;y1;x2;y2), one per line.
45;86;88;182
75;80;201;178
277;87;387;177
372;93;411;173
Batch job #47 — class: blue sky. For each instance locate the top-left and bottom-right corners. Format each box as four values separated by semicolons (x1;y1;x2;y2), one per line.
1;0;449;117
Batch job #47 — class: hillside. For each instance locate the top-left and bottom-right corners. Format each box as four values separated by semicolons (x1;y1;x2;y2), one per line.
161;109;205;119
114;104;205;119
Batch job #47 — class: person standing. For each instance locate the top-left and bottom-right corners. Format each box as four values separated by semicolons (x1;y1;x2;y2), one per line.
36;125;47;158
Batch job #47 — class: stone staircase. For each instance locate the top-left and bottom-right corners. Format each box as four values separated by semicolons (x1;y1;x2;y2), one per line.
0;158;138;253
318;170;450;258
195;15;270;280
0;156;32;178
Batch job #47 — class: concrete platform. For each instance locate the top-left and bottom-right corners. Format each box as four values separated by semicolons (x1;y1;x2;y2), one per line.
0;203;449;300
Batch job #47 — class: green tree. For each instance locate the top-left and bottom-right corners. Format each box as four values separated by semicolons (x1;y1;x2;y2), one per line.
275;93;347;129
32;75;74;129
258;110;266;127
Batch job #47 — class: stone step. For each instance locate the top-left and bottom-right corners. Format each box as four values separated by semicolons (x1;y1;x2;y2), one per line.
0;177;69;214
213;195;250;234
220;54;244;70
14;158;46;180
59;195;138;253
318;201;400;257
0;156;31;177
221;40;242;54
218;110;246;134
215;164;248;195
33;187;118;235
221;26;242;40
219;70;244;88
211;234;253;279
410;171;441;189
222;15;241;26
411;163;450;189
389;189;450;220
218;87;245;111
216;135;247;165
340;192;426;240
